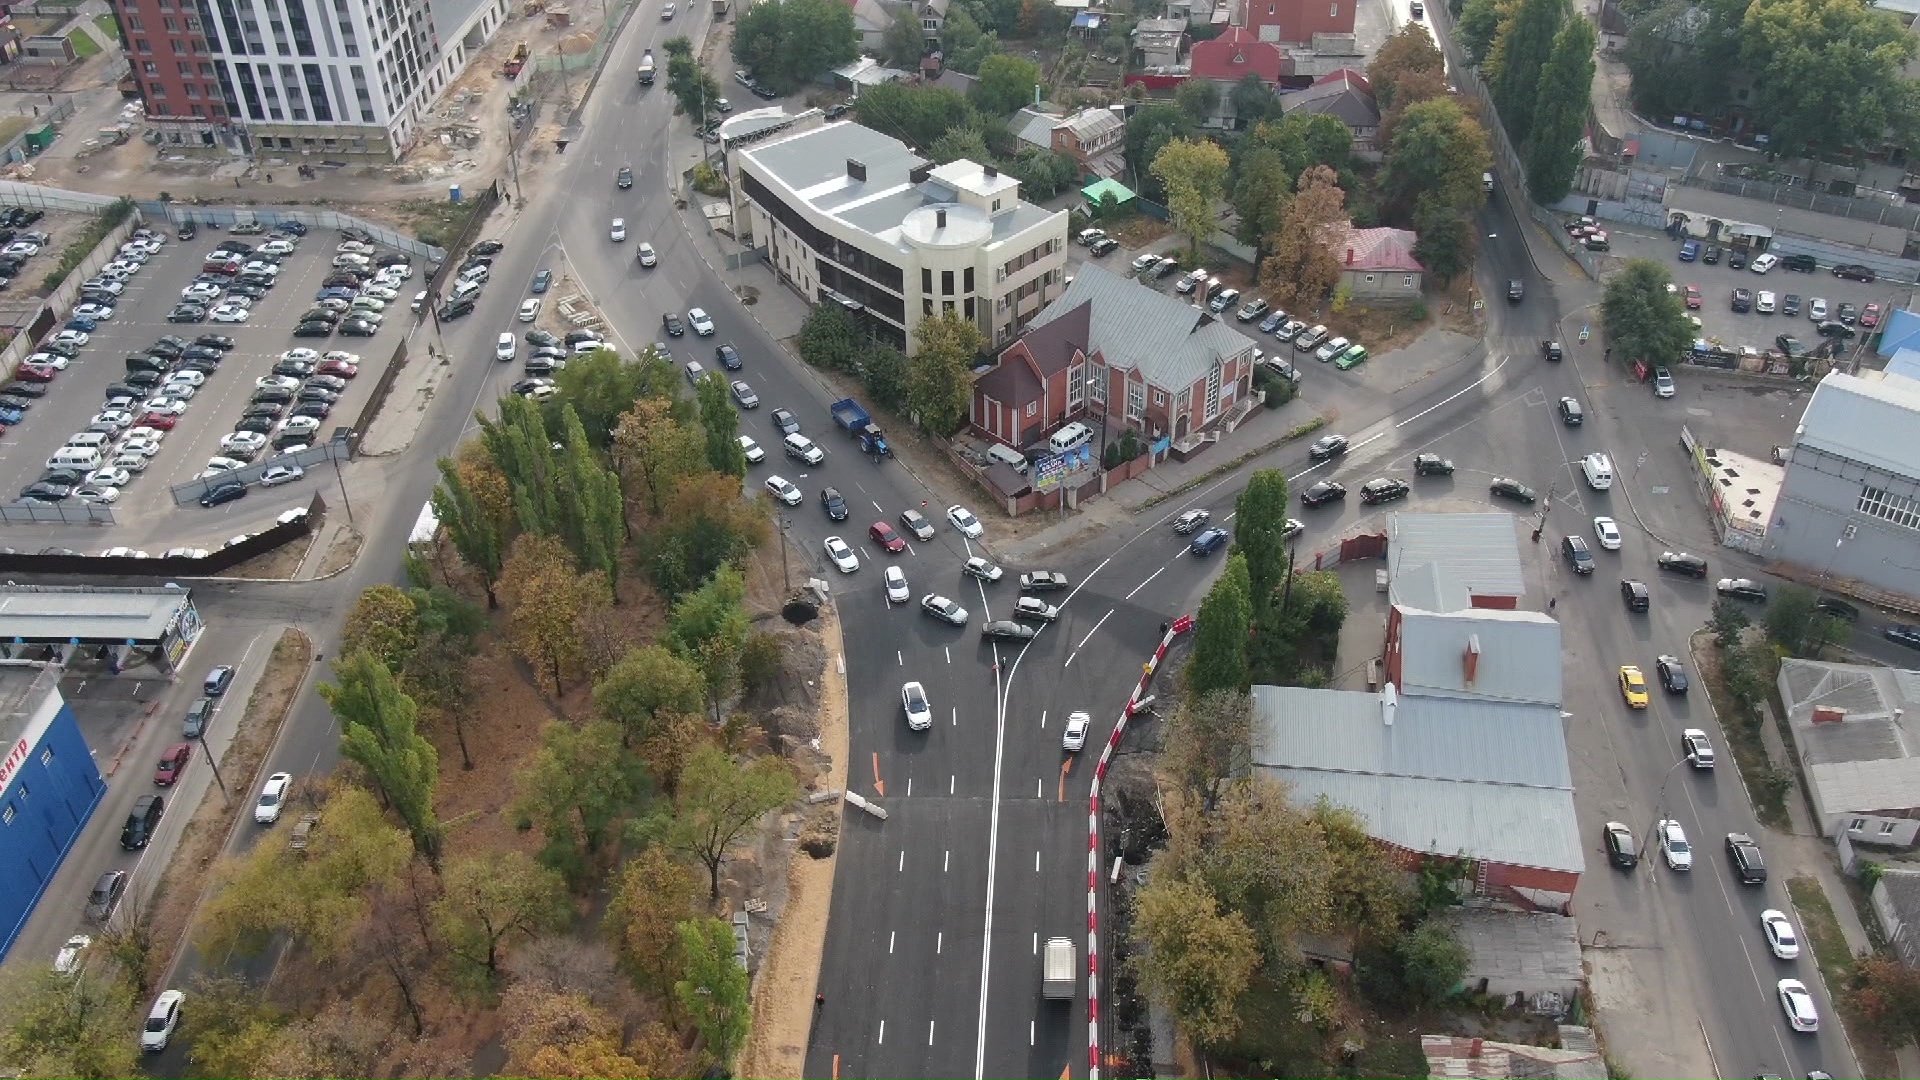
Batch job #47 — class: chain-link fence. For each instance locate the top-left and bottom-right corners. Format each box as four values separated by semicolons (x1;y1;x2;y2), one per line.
1677;170;1920;236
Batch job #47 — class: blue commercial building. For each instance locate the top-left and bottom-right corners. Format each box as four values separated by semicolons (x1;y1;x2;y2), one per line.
0;662;107;962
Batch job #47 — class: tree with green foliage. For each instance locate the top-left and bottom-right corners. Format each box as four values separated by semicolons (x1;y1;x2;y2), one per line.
1601;258;1693;368
1395;919;1469;1003
1125;102;1191;201
1132;875;1259;1047
853;82;979;150
971;53;1040;116
1233;469;1293;612
675;917;754;1065
1458;0;1502;62
552;348;662;449
319;652;443;868
910;308;984;435
647;742;799;898
930;125;992;165
1763;583;1848;657
730;0;858;91
432;454;509;608
1005;147;1080;200
1412;194;1475;285
666;49;723;127
434;851;571;984
1228;73;1278;128
596;645;706;747
1229;148;1291;268
857;341;911;413
1379;98;1491;224
1314;801;1410;944
1487;0;1567;144
605;845;705;997
1152;138;1231;255
1741;0;1918;177
669;564;752;719
0;966;140;1079
797;302;865;373
1619;0;1742;121
644;472;769;599
695;370;748;477
341;584;420;672
942;7;998;73
1709;595;1751;650
558;404;626;596
480;393;564;538
1188;552;1253;695
178;976;288;1079
613;397;708;517
879;10;928;68
1161;689;1254;805
1258;164;1346;314
512;719;645;868
1245;112;1353;188
1175;78;1222;126
1526;17;1597;202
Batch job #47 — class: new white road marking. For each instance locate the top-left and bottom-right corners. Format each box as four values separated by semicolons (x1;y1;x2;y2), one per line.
929;1021;936;1045
1039;710;1047;729
951;707;958;727
944;850;950;872
897;650;903;666
898;850;905;871
973;649;1012;1080
1125;568;1164;600
1076;610;1114;649
890;931;896;953
937;931;943;953
879;1021;885;1045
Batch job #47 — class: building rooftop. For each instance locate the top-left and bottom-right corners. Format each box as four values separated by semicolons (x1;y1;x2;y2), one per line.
0;662;64;784
1440;908;1584;998
1250;684;1583;873
1022;262;1255;388
738;122;1058;253
1778;658;1920;817
1190;26;1286;82
1395;608;1564;706
0;585;194;644
1329;223;1423;272
1423;1031;1607;1080
1795;369;1920;481
1283;68;1381;129
1387;512;1527;607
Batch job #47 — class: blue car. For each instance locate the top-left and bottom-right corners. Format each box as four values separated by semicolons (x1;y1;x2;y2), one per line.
65;317;97;332
1189;527;1230;556
531;269;553;293
1258;311;1286;334
316;286;355;301
1679;240;1701;262
0;405;25;425
1887;624;1920;651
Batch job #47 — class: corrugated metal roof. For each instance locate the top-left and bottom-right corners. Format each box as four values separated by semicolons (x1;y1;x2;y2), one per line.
1778;658;1920;815
1396;609;1563;706
0;585;192;643
1796;370;1920;480
1012;107;1061;150
1249;685;1581;873
1390;561;1470;613
1024;263;1255;389
1388;512;1527;602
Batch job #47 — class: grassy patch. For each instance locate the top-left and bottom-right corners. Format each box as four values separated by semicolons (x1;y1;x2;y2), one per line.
66;27;99;56
93;12;119;40
1784;875;1898;1077
389;197;488;251
1691;635;1790;828
0;116;35;149
1212;977;1427;1079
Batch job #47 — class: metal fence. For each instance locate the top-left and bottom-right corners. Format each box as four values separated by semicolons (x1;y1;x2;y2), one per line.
132;201;448;265
0;177;123;213
1677;171;1920;235
0;501;113;525
165;440;344;507
0;493;323;577
0;98;74;164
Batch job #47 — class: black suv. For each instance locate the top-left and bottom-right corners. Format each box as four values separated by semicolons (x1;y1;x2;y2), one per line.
662;312;685;337
121;794;164;849
820;486;848;521
1658;551;1709;578
1726;833;1767;884
1621;578;1650;611
1507;279;1524;302
1603;822;1638;869
1359;478;1410;505
715;344;742;370
1563;535;1594;574
1731;288;1753;312
1414;453;1454;476
1558;397;1584;425
1833;263;1877;282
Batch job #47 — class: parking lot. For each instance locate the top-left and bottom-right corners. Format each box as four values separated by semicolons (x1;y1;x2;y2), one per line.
0;221;419;549
1598;226;1901;363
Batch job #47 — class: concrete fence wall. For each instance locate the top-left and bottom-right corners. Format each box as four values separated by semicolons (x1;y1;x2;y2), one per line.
132;200;449;265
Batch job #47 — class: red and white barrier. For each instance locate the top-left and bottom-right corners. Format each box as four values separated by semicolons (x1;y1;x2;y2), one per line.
1086;614;1191;1080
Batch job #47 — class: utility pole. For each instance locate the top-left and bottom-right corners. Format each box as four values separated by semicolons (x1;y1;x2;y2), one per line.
778;515;790;592
332;441;357;527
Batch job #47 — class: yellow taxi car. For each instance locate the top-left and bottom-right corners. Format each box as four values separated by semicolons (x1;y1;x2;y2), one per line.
1619;665;1650;709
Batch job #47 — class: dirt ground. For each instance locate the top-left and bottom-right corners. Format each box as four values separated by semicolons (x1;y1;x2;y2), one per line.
216;533;316;580
1326;274;1481;354
313;527;364;577
149;629;312;986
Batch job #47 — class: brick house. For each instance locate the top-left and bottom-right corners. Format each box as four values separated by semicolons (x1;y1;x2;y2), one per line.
1326;221;1424;300
970;263;1258;451
1010;106;1128;179
1244;0;1356;45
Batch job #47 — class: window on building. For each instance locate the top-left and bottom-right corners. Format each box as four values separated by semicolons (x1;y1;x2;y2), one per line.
15;783;24;798
1088;360;1106;406
963;266;974;292
191;103;204;116
143;60;160;75
178;60;193;75
1329;2;1338;13
1364;274;1375;283
135;37;152;53
1;805;12;825
1152;389;1165;407
1858;485;1920;530
1068;363;1084;411
964;297;974;320
1025;401;1038;417
1126;379;1144;422
127;13;145;30
39;747;51;765
1403;275;1414;287
942;269;954;295
923;299;934;317
1204;362;1221;421
1850;818;1868;831
922;268;933;293
184;81;199;96
164;16;179;31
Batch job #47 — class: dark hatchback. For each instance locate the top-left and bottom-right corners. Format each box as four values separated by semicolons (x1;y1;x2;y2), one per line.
1657;551;1709;577
1301;480;1347;508
1603;822;1638;869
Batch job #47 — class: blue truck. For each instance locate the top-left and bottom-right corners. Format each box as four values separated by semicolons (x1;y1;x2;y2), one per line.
829;397;890;459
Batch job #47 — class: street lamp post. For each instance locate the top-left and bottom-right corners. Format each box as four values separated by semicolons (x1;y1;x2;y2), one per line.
1642;754;1696;867
332;434;357;527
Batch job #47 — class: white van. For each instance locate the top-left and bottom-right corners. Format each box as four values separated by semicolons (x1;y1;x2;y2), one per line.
47;448;103;471
985;442;1029;473
1048;421;1093;456
65;432;111;452
783;432;825;465
1483;171;1495;194
1582;452;1614;490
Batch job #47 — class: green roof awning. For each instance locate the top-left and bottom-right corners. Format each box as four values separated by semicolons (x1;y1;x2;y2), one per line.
1081;178;1135;205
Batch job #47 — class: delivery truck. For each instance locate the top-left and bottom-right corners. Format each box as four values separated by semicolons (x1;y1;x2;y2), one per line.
1042;937;1075;1000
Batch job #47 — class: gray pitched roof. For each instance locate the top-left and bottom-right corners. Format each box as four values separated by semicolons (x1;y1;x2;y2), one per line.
1388;512;1527;604
1796;370;1920;481
1012;107;1062;150
1023;262;1255;388
1778;658;1920;816
1396;608;1563;706
1250;685;1582;873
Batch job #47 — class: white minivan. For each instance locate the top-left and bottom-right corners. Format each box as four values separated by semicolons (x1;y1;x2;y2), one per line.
1048;421;1093;455
1582;452;1614;490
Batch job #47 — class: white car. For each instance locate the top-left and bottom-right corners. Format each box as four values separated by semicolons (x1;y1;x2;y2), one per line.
124;426;168;445
26;352;69;369
201;456;248;477
1756;290;1776;314
50;329;90;347
637;242;658;267
1062;710;1091;751
738;435;764;464
53;934;91;975
884;564;910;603
1013;596;1060;622
901;680;933;730
962;555;1003;582
610;217;627;242
256;375;301;391
111;454;151;473
336;240;374;255
764;475;802;505
167;370;207;389
362;284;400;301
221;431;268;455
255;771;293;823
518;298;542;323
4;240;42;258
259;239;295;256
89;410;135;433
209;303;251;323
495;333;516;361
280;416;322;438
181;281;224;302
260;464;305;487
73;303;114;320
1657;819;1692;869
282;348;321;363
1808;297;1829;321
73;485;120;504
1592;516;1622;550
84;277;125;294
1777;979;1818;1032
948;505;984;538
320;350;360;365
142;397;189;416
688;307;715;336
242;260;279;277
457;264;488;286
99;547;150;558
920;593;969;626
141;990;184;1052
350;296;386;313
162;547;210;559
121;437;163;458
1761;909;1801;960
85;467;132;488
824;535;859;573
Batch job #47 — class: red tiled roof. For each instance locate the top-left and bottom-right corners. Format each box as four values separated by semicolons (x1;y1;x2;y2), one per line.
1312;68;1371;93
1189;27;1285;82
1332;223;1425;272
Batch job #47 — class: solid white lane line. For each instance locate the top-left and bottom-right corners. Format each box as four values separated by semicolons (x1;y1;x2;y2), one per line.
890;930;896;953
1076;610;1114;649
898;849;905;871
1124;568;1163;600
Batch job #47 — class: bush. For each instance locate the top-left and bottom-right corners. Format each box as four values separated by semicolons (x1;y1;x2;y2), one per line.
1285;416;1328;440
41;197;134;295
1407;298;1429;322
1104;442;1122;470
691;160;729;196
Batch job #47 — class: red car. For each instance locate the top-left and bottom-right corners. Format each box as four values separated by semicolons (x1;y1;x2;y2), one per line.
16;362;55;381
137;412;178;430
1862;303;1883;329
868;521;906;553
317;359;358;378
153;742;191;786
1683;284;1702;310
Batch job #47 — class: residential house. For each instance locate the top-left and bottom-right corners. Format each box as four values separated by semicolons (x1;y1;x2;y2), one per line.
1776;658;1920;846
1323;222;1424;300
969;262;1257;449
1188;27;1288;125
1386;512;1528;616
1131;17;1188;68
1870;865;1920;966
1010;106;1127;178
730;122;1069;354
841;0;897;52
1244;0;1355;45
908;0;949;47
1165;0;1233;30
1280;68;1380;153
